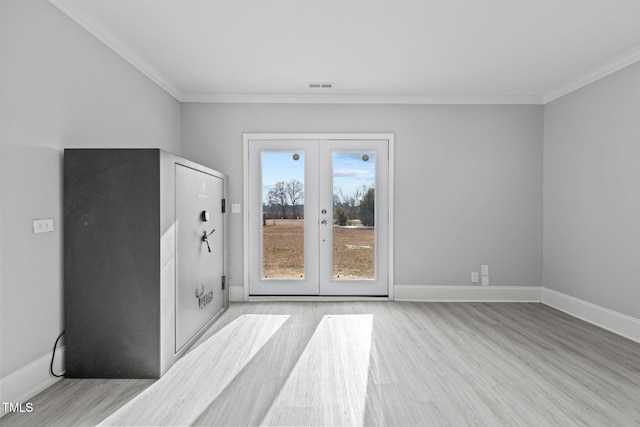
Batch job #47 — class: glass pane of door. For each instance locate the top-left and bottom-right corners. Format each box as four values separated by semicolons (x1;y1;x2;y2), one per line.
261;151;305;279
332;152;376;280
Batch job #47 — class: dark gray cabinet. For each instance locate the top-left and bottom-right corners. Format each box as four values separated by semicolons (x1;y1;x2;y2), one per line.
64;149;228;378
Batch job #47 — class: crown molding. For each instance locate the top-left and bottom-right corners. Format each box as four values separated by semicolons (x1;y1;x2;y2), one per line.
182;93;544;105
543;45;640;104
48;0;184;101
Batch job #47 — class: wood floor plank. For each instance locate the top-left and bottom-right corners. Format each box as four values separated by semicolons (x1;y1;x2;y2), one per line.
0;379;155;427
2;302;640;426
260;314;373;426
99;314;289;426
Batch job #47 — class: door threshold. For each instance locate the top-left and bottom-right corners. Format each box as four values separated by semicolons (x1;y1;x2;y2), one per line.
248;296;390;302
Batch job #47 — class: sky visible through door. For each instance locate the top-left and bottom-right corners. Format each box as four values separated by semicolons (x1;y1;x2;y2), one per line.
262;152;375;197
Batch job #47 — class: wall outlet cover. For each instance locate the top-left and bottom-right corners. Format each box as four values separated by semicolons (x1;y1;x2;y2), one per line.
33;218;54;234
482;276;490;286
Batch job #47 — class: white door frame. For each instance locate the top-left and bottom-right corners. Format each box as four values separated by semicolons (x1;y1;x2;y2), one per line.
243;133;395;301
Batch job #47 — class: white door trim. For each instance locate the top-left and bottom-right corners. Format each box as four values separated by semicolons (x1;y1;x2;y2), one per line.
243;133;395;302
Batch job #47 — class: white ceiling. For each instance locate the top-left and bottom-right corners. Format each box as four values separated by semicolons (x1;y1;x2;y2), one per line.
50;0;640;104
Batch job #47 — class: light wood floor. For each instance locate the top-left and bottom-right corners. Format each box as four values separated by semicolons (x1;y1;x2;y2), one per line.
2;302;640;426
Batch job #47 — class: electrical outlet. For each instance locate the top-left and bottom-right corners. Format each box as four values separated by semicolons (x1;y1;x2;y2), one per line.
231;203;241;214
482;265;489;276
482;276;490;286
33;218;54;234
471;272;479;283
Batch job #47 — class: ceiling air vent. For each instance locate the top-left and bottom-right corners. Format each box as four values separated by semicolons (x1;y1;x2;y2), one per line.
308;82;333;89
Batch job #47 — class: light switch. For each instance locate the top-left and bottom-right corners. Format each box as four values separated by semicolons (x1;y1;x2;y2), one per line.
33;218;54;234
481;265;489;276
471;272;479;283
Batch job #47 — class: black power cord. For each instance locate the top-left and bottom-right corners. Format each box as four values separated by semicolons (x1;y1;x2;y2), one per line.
50;331;65;378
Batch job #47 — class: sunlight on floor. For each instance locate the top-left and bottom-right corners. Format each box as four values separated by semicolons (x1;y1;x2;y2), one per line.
98;314;289;426
260;314;373;426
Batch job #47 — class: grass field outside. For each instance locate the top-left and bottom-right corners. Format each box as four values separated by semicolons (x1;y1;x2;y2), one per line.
262;219;375;279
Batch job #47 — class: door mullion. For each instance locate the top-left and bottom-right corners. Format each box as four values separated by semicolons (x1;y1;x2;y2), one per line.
318;142;333;287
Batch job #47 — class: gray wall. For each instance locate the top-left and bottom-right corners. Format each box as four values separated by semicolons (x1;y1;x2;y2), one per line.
0;0;181;379
181;103;543;293
544;61;640;319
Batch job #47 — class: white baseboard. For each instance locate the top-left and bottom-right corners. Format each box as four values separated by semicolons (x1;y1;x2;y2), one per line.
233;284;541;303
248;296;390;302
0;347;65;418
393;285;542;302
541;288;640;344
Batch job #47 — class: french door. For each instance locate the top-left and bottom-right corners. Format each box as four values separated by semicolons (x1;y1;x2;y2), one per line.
248;137;390;296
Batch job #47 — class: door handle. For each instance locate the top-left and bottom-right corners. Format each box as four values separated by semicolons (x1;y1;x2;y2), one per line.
202;229;215;252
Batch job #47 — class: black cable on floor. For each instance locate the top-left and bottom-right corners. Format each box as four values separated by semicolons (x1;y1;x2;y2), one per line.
50;331;65;378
